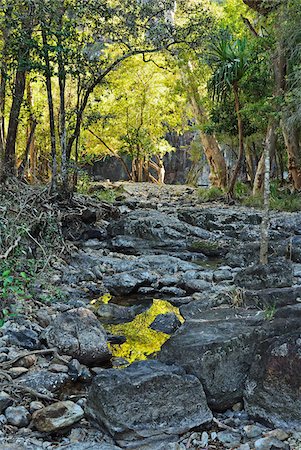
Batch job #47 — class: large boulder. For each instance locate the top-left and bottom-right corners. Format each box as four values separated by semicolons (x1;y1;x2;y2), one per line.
244;332;301;430
104;270;157;296
158;307;266;410
86;360;212;448
43;308;111;366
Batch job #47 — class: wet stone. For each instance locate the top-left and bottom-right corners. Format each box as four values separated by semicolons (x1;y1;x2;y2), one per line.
217;431;242;448
254;437;290;450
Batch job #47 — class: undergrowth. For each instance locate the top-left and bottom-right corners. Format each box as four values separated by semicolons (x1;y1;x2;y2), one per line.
198;181;301;212
240;181;301;212
198;186;224;202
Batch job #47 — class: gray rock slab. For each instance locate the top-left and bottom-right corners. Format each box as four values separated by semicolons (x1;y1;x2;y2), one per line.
86;360;212;448
234;260;293;290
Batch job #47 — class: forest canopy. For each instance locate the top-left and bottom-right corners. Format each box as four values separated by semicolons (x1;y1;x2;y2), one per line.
0;0;300;197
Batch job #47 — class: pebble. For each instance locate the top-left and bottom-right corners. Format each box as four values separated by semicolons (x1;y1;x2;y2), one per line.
29;401;44;414
264;429;290;441
8;367;29;378
217;431;242;448
244;424;266;439
5;406;31;427
200;431;209;447
32;401;84;432
232;401;243;411
254;437;290;450
0;353;8;362
17;354;37;368
211;431;217;440
49;363;69;373
0;414;7;425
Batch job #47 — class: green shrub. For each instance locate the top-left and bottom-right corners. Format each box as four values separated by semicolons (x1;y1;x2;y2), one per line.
235;181;250;198
198;186;224;202
242;194;263;208
94;189;117;203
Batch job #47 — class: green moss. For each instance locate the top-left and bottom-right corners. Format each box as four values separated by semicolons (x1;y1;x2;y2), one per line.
106;299;184;364
190;240;219;251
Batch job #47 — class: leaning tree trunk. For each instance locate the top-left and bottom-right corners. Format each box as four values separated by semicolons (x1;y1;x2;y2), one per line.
227;82;244;198
184;65;228;189
199;133;228;188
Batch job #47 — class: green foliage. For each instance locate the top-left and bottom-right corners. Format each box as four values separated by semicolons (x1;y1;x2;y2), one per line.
94;189;117;204
240;182;301;212
270;190;301;212
85;55;185;164
0;267;32;327
242;193;263;208
264;304;276;321
198;186;224;201
235;181;250;197
208;36;250;102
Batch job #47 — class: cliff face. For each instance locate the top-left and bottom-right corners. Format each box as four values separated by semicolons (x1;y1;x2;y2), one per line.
85;149;191;184
86;132;211;185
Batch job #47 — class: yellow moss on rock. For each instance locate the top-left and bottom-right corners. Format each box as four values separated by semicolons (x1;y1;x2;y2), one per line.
106;299;184;364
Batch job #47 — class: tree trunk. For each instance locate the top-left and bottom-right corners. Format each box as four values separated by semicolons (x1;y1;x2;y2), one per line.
42;26;57;191
185;66;228;189
253;41;285;194
4;69;27;176
282;123;301;190
56;9;68;192
253;127;277;195
227;82;244;198
260;121;276;264
199;133;228;188
0;5;12;181
18;119;37;179
245;143;256;184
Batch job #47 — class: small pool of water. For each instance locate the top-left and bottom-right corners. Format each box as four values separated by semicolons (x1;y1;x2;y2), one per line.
102;299;184;364
195;258;224;269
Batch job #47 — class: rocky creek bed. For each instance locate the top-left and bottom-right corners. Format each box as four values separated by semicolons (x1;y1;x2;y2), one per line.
1;182;301;450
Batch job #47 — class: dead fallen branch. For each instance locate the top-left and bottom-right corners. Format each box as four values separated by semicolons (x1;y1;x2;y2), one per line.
0;236;21;259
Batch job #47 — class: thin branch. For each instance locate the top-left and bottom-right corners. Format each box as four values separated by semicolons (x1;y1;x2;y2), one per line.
87;128;131;179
